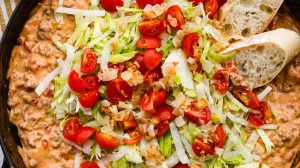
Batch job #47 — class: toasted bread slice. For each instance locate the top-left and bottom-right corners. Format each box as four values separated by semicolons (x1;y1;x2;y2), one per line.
220;28;300;88
218;0;284;37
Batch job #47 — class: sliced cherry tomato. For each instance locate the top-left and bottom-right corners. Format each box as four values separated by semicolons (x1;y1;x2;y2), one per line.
166;5;185;30
136;36;161;49
81;49;97;74
106;78;133;103
79;90;99;108
260;102;273;122
144;49;163;70
63;117;82;142
68;70;85;93
100;0;124;13
140;90;167;114
217;0;227;6
123;129;142;145
183;32;200;57
132;53;147;75
82;75;101;91
144;66;163;84
174;163;190;168
136;0;163;8
152;90;168;106
185;99;211;125
212;125;226;148
80;161;99;168
76;127;96;145
213;70;230;94
155;120;170;137
232;87;260;109
138;20;166;37
204;0;219;19
123;120;138;130
96;132;119;149
248;102;271;127
189;0;204;6
156;105;176;121
192;138;214;156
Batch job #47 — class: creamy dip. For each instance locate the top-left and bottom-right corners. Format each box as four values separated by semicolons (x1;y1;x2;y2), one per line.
6;1;300;168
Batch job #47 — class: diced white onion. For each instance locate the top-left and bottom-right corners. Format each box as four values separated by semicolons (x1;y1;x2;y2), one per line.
35;67;61;96
257;86;272;101
174;116;186;127
226;113;249;126
257;129;274;154
55;7;105;17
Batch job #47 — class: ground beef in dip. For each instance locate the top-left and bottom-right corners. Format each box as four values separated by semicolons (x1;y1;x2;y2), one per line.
6;1;300;168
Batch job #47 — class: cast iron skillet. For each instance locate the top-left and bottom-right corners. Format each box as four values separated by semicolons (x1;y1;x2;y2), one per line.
0;0;299;167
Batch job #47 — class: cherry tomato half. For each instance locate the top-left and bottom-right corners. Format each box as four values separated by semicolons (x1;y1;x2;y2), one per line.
212;125;226;148
248;102;271;127
136;36;161;49
106;78;133;103
96;132;119;149
81;49;97;74
140;90;167;114
166;5;185;30
213;70;230;94
155;120;170;137
144;66;163;84
192;138;214;156
260;102;273;122
100;0;124;13
63;117;82;142
80;161;99;168
82;75;101;91
123;128;142;145
76;127;96;145
79;90;99;108
123;120;138;130
132;53;147;75
136;0;163;8
217;0;227;6
156;105;176;121
185;99;211;125
183;32;200;57
204;0;219;19
68;70;85;94
189;0;204;6
144;49;163;70
174;163;190;168
232;87;260;109
139;20;166;37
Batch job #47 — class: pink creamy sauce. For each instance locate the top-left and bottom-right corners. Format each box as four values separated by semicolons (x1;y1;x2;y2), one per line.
6;1;300;168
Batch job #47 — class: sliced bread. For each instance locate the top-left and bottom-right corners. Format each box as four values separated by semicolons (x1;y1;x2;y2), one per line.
218;0;284;37
220;28;300;88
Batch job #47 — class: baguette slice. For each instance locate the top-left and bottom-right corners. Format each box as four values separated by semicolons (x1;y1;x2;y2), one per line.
218;0;284;37
220;28;300;88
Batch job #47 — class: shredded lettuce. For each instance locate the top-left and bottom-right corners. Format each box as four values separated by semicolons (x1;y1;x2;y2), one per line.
201;41;214;73
35;67;61;96
208;49;235;63
125;146;143;164
236;162;260;168
245;130;259;152
112;157;127;168
226;92;249;113
109;51;137;64
159;131;173;157
257;86;272;101
256;129;274;154
55;7;105;17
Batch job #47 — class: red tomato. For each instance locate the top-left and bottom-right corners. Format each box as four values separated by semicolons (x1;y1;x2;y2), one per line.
185;99;211;125
79;90;99;108
96;132;119;149
123;129;142;145
213;125;226;148
166;5;185;30
82;75;101;91
68;70;85;94
108;63;125;74
76;127;96;145
174;163;190;168
140;90;167;114
136;0;163;8
144;49;163;70
132;53;147;75
156;105;176;121
217;0;227;6
155;120;170;137
106;78;133;103
136;36;161;49
204;0;219;19
189;0;205;6
63;118;82;142
248;102;271;127
192;138;214;156
81;49;97;74
213;70;230;94
260;102;273;122
80;162;99;168
100;0;124;13
183;33;200;57
232;87;260;109
123;120;138;130
144;66;163;84
138;20;166;37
